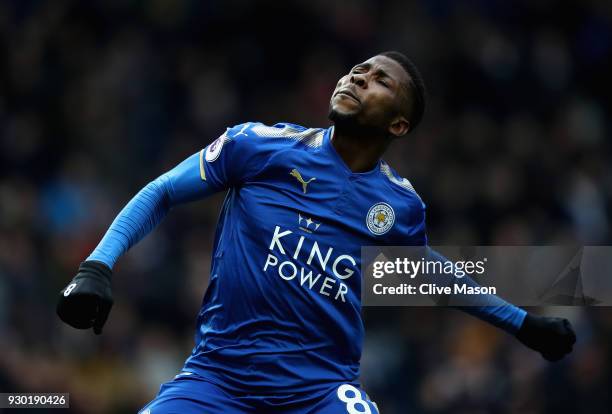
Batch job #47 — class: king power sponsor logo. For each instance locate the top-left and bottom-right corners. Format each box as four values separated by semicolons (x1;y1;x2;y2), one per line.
263;226;357;302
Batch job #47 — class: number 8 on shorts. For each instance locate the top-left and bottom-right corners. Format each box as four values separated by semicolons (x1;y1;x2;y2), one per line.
337;384;373;414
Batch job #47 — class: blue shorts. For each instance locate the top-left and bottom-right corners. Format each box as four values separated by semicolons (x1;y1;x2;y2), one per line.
138;372;380;414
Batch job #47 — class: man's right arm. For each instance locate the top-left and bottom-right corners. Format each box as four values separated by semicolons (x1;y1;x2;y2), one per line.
87;150;217;269
56;150;220;334
86;122;264;269
56;122;272;334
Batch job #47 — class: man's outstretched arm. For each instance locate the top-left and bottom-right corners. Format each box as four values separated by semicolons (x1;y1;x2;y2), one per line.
57;123;267;334
56;150;219;334
425;248;576;361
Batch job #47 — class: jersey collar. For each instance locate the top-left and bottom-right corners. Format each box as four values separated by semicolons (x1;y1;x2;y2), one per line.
324;126;383;178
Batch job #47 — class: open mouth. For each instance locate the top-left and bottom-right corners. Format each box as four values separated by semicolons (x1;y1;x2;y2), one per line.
336;90;360;103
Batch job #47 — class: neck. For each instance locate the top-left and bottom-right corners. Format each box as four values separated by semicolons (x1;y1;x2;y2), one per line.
331;125;391;173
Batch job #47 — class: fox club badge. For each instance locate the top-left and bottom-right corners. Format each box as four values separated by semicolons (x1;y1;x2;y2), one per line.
366;202;395;235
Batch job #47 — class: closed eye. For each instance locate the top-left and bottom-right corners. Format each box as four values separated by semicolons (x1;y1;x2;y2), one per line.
351;64;367;74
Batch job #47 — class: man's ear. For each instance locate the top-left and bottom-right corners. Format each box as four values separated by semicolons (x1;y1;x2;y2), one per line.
388;116;410;137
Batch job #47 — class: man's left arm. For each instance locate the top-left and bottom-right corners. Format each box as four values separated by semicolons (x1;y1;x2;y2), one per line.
404;202;576;361
426;248;576;361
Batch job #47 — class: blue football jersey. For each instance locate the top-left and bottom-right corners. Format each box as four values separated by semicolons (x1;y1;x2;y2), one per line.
182;122;427;392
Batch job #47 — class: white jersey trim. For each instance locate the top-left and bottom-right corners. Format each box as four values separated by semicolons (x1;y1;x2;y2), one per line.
249;123;325;148
380;160;420;197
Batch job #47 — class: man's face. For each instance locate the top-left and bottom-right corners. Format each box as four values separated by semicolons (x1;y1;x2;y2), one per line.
329;55;411;136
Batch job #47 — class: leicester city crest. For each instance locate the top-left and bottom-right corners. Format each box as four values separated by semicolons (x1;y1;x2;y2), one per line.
366;202;395;235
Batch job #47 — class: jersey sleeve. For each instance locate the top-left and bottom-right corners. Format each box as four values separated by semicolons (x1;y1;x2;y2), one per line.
86;150;219;268
86;122;269;268
403;196;525;333
425;248;527;334
405;198;428;246
201;122;271;190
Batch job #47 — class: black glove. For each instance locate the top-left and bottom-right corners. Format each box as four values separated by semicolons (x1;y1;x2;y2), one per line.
516;313;576;361
57;261;113;335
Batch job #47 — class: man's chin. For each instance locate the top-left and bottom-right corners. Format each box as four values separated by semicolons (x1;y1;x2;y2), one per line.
328;106;383;138
328;106;358;124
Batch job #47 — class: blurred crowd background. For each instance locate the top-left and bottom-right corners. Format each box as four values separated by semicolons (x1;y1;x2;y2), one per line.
1;0;611;412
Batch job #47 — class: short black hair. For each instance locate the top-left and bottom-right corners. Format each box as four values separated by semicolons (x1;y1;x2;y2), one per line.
379;51;426;133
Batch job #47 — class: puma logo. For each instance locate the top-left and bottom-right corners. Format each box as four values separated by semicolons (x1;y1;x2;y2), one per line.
290;169;316;194
233;124;249;137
